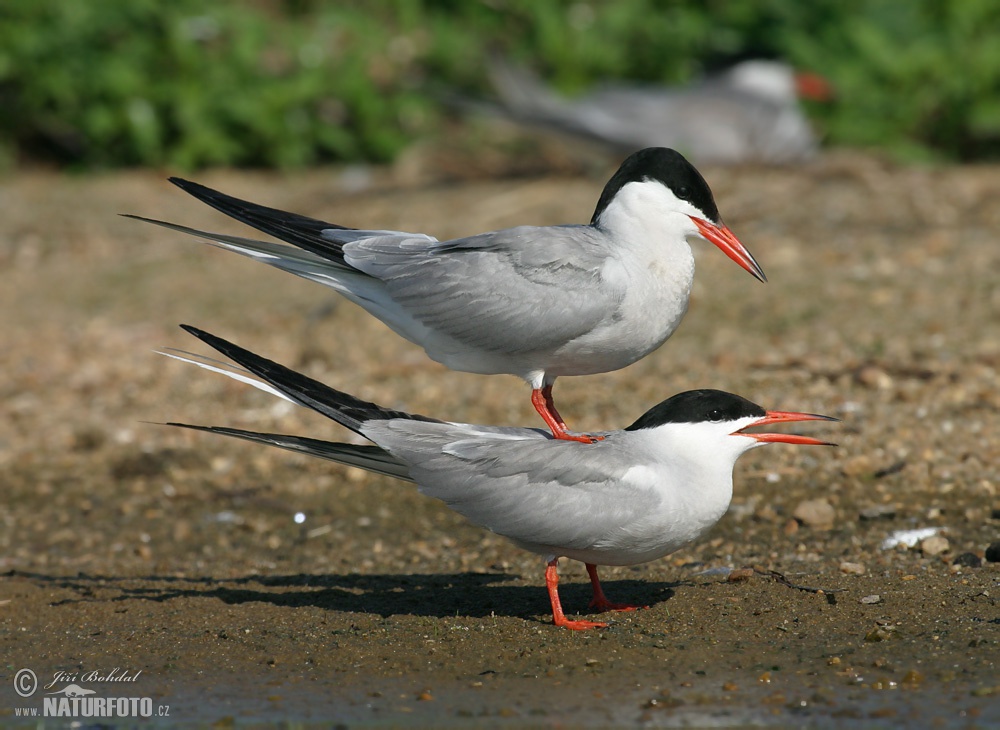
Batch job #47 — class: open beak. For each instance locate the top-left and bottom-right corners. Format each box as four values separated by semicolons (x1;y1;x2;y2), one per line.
690;216;767;283
734;410;838;446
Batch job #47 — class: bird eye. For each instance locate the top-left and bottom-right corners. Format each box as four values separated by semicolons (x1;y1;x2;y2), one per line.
708;409;723;421
676;185;691;200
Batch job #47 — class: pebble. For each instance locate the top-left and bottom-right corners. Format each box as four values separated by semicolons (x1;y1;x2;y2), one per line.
855;364;893;390
840;561;866;575
985;541;1000;563
841;454;873;477
859;505;896;521
727;568;754;582
860;595;881;605
865;626;894;642
920;535;949;556
793;498;836;528
952;552;982;568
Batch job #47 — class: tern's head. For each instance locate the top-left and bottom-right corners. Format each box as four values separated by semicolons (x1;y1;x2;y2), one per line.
626;389;835;464
724;60;832;104
591;148;766;282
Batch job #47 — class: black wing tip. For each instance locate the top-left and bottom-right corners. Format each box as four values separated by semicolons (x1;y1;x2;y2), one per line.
176;324;444;428
169;176;197;189
169;176;226;201
178;324;245;367
179;323;213;343
121;212;167;225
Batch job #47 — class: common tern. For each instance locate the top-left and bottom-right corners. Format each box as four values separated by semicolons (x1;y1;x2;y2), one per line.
129;147;765;442
485;59;830;165
163;325;836;630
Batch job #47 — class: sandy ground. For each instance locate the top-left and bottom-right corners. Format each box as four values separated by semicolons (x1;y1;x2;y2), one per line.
1;151;999;726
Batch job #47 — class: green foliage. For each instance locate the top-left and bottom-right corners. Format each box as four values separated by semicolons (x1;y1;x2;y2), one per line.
0;0;998;169
785;0;1000;161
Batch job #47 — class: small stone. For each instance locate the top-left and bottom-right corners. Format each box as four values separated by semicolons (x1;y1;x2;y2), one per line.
782;518;799;536
585;658;600;667
859;505;897;521
755;506;779;522
860;594;881;605
840;561;866;575
870;677;898;690
901;670;924;687
722;682;739;692
865;626;894;642
985;541;1000;563
793;498;836;528
920;535;949;556
842;454;873;477
964;507;984;523
417;691;433;701
855;364;893;390
970;686;1000;698
727;567;754;582
873;461;906;478
952;552;982;568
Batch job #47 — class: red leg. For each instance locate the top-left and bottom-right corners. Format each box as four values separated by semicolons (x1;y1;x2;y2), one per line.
586;563;645;612
546;559;607;630
531;386;604;443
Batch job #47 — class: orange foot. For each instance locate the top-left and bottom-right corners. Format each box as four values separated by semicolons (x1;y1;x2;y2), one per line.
588;597;645;613
531;387;605;443
553;615;609;630
585;563;648;613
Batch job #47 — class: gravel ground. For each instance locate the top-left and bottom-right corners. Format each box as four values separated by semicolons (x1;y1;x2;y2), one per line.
1;152;999;726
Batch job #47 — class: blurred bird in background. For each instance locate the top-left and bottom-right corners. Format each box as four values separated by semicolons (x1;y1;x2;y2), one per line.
479;58;831;166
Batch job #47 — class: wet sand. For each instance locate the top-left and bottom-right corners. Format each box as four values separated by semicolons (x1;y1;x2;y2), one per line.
1;154;998;725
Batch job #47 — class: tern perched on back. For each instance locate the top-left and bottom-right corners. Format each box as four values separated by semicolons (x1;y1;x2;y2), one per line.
163;325;836;630
130;147;765;442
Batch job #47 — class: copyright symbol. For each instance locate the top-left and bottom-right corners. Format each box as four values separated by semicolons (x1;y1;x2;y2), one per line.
14;668;37;697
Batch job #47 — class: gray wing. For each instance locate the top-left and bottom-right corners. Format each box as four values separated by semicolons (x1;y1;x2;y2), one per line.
366;422;658;552
343;225;622;355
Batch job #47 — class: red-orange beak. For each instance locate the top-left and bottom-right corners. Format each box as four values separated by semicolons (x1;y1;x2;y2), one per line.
690;216;767;283
794;71;833;101
734;410;838;446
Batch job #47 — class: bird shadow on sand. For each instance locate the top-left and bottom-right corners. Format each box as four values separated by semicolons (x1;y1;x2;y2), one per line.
9;570;683;624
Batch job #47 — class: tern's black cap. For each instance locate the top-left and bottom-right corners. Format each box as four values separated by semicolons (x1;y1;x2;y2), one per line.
591;147;721;226
626;389;766;431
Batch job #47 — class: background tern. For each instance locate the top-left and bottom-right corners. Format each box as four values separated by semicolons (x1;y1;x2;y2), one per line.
483;59;831;165
129;147;765;443
162;325;836;630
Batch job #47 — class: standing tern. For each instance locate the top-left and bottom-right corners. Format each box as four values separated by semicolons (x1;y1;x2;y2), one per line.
128;147;765;443
162;325;836;630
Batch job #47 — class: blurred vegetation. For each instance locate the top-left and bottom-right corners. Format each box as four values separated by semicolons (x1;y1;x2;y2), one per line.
2;0;999;169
